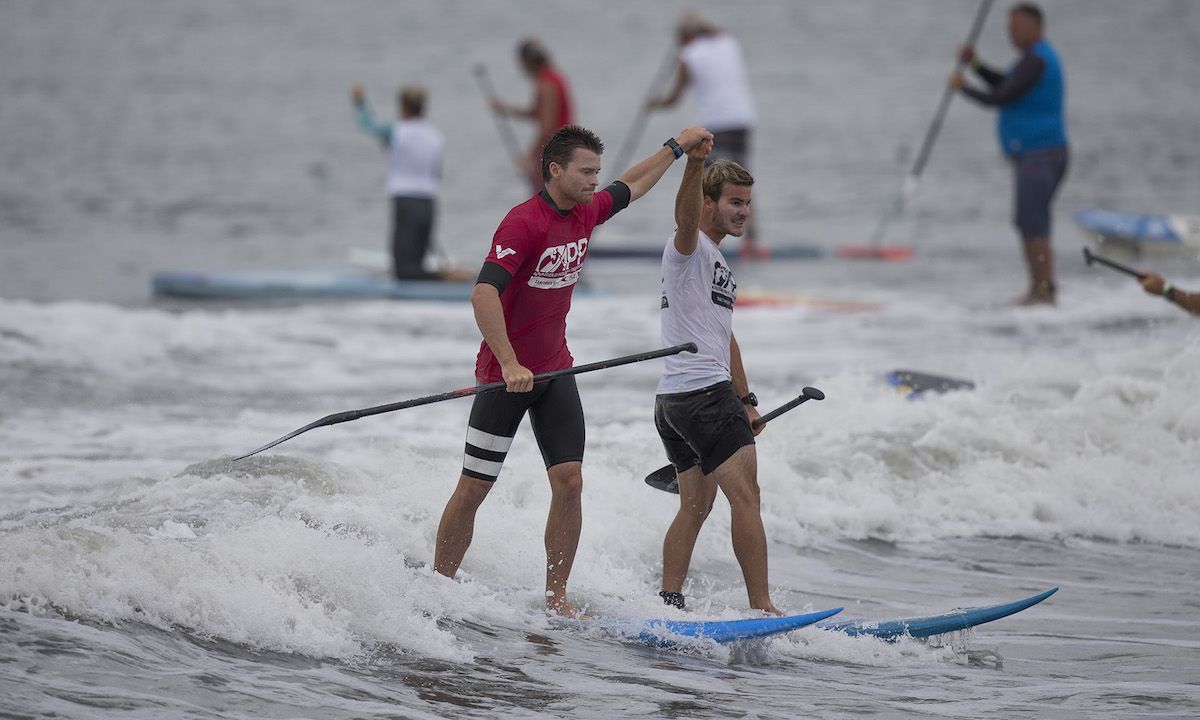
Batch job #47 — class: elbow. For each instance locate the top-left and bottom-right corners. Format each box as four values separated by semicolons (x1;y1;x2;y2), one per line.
470;282;497;307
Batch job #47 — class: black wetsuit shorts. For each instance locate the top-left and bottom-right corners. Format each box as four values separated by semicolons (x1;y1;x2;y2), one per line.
461;376;584;482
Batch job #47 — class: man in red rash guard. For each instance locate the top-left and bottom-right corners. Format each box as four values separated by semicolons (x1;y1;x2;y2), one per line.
434;124;713;618
490;39;575;191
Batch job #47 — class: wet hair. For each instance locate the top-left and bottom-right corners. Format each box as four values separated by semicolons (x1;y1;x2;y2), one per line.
541;125;604;182
518;39;549;71
398;86;426;117
1011;2;1043;27
702;160;754;202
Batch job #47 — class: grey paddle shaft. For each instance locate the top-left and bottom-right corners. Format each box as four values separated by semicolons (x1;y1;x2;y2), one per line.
869;0;995;248
471;63;525;178
1083;247;1146;280
606;44;680;185
234;342;698;462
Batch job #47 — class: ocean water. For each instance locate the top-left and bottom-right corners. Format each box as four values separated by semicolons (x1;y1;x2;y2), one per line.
3;1;1200;718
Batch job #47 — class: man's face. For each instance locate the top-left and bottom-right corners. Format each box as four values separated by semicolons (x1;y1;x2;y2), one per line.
1008;11;1039;49
708;184;752;237
549;148;602;205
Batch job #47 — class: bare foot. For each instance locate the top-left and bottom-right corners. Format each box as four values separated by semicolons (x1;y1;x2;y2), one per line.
547;596;589;620
752;603;785;616
1015;292;1056;307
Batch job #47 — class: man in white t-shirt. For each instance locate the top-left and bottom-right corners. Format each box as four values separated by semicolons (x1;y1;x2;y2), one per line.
646;11;762;257
653;146;780;615
351;84;471;281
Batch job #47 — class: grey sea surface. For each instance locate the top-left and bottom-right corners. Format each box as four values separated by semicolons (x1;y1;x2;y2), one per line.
3;1;1200;718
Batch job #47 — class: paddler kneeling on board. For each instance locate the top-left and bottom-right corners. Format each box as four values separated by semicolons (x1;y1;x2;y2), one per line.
653;141;781;614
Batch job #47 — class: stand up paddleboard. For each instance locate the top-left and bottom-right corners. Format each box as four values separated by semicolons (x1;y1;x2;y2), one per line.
571;607;843;647
818;588;1057;640
885;369;976;398
1074;208;1200;256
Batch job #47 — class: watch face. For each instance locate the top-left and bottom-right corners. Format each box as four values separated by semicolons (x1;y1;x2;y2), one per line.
743;393;758;407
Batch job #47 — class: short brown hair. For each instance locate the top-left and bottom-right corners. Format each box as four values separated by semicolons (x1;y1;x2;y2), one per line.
541;125;604;182
398;86;426;117
1011;2;1043;26
702;159;754;202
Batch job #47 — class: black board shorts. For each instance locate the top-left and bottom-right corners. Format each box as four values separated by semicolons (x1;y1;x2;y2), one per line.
654;381;754;477
461;375;584;482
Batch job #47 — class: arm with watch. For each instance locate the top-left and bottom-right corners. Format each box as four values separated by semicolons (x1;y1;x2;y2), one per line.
615;127;713;202
730;333;764;436
1140;271;1200;316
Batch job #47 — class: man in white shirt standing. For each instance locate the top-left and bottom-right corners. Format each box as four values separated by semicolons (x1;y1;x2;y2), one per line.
653;141;780;615
351;84;470;281
646;11;762;257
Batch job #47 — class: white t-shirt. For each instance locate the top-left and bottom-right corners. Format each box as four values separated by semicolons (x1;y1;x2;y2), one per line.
679;33;755;132
387;119;444;198
657;230;737;394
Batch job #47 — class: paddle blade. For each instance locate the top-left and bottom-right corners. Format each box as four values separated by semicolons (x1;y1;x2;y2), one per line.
644;465;679;494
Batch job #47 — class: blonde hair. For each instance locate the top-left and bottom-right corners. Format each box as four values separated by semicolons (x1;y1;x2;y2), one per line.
702;160;754;202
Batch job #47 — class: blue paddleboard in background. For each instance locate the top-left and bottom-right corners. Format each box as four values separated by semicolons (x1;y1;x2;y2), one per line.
576;606;843;647
818;588;1057;640
885;369;976;399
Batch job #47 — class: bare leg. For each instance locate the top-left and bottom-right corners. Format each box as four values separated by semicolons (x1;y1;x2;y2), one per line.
544;461;584;617
709;445;780;614
662;464;717;594
433;474;494;578
1019;236;1055;305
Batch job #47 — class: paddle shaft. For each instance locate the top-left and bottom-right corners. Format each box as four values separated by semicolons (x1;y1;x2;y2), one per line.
1082;247;1146;280
471;64;525;177
607;44;680;185
234;343;697;462
753;390;821;428
869;0;995;247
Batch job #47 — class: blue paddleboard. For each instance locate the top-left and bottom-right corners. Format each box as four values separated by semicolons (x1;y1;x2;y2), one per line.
818;588;1057;640
1074;209;1200;252
576;606;843;647
885;369;976;399
152;271;476;301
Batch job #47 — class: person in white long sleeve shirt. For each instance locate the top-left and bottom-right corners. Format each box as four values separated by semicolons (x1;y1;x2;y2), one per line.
351;84;470;281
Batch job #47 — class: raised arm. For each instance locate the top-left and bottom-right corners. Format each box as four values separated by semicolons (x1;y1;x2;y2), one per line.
672;139;711;255
351;85;391;146
617;126;713;202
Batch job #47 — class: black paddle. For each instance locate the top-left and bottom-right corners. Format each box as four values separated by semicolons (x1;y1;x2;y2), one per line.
859;0;995;254
1082;246;1146;280
643;385;825;494
471;63;525;180
234;343;697;462
606;44;680;185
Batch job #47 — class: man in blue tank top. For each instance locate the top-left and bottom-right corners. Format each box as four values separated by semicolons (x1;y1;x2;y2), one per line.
950;3;1068;305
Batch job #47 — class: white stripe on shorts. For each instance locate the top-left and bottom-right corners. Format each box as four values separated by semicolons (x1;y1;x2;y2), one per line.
463;454;505;478
466;426;514;453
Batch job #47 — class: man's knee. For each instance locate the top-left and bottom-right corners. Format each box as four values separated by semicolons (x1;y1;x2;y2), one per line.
547;463;583;498
453;474;494;508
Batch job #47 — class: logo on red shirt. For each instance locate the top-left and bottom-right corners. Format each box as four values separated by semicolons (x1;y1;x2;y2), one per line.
529;237;588;289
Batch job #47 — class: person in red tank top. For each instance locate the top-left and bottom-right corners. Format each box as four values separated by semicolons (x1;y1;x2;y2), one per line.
433;124;714;618
490;39;575;191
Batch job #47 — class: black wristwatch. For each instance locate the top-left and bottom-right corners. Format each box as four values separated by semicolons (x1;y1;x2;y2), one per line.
663;137;684;159
740;392;758;407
